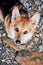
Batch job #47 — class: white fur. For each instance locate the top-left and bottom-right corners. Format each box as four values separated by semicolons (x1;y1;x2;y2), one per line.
8;28;16;39
31;13;40;28
11;6;20;22
13;33;32;44
20;33;32;44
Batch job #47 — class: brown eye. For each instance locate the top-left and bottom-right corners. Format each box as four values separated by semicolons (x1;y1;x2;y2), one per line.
15;28;19;32
24;31;28;34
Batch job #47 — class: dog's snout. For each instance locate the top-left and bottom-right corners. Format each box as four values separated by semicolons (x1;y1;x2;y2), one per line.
16;40;21;43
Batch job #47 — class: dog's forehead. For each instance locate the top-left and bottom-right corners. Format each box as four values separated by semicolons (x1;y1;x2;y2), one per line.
14;16;32;27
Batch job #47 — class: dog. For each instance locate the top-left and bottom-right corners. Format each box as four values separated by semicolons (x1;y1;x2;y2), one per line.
5;6;40;49
0;0;40;50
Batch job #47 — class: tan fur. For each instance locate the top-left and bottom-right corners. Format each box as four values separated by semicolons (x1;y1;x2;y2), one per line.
5;6;40;46
5;15;35;38
14;16;35;33
5;14;11;34
0;9;4;21
15;52;43;65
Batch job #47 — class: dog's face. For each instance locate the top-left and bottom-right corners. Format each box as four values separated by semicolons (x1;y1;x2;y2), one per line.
13;17;35;44
5;6;40;45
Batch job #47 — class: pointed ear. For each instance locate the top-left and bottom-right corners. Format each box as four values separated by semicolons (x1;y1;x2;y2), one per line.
5;14;11;27
11;6;20;22
0;10;4;21
31;13;40;28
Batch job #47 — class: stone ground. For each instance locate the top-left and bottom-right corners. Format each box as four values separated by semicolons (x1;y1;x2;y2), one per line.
0;0;43;65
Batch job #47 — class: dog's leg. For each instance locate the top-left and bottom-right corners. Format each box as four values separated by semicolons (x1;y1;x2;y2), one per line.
15;52;42;65
3;37;20;51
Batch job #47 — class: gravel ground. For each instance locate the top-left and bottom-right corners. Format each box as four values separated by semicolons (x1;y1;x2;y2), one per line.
0;0;43;65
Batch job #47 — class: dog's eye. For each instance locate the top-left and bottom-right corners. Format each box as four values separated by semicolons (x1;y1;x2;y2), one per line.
15;28;19;32
23;31;28;34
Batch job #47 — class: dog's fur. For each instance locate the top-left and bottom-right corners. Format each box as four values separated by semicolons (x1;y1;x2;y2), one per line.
0;1;40;49
5;6;40;46
0;9;4;22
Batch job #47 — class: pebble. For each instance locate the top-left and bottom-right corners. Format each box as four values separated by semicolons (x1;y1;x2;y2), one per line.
39;45;43;52
2;59;5;62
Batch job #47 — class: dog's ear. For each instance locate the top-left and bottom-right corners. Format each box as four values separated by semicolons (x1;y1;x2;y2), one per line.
31;13;40;28
5;14;11;27
0;10;4;21
11;6;20;22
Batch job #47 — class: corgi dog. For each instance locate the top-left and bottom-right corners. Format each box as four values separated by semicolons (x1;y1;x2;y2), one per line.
5;6;40;48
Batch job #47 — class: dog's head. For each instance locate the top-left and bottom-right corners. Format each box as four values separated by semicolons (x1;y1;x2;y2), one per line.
5;6;40;45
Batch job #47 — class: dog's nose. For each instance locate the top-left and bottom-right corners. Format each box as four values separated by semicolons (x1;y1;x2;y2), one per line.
16;40;21;43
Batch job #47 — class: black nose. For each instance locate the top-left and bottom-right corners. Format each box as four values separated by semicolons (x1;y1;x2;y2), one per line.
16;40;21;43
